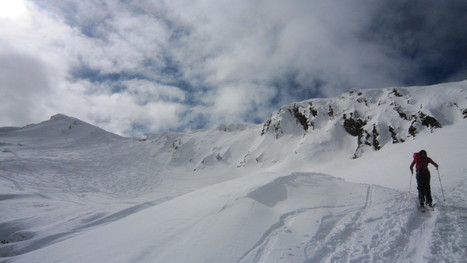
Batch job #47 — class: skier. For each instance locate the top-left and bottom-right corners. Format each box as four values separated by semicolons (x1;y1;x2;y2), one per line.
410;150;439;209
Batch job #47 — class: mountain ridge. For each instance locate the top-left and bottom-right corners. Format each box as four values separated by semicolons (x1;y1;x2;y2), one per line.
2;82;465;158
261;81;466;158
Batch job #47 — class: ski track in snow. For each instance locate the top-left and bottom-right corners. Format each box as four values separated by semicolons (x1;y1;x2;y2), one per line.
236;182;466;263
237;204;354;263
237;184;381;263
302;185;375;263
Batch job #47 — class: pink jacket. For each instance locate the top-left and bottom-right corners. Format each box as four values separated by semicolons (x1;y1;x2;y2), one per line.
410;152;438;171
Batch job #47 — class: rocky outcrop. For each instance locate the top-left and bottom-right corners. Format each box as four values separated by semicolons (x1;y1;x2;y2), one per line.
261;84;465;158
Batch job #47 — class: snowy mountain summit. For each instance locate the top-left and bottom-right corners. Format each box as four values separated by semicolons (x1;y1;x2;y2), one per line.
1;114;123;147
0;81;466;263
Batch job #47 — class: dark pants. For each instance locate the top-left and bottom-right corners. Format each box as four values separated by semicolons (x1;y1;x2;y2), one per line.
416;169;432;206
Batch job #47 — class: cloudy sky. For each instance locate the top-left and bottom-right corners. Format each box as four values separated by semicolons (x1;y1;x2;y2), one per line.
1;0;466;137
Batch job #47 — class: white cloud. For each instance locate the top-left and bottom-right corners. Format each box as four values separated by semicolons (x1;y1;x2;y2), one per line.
0;1;183;136
122;79;185;104
0;0;28;19
83;91;185;137
0;51;51;125
209;83;275;123
164;0;404;98
1;0;465;136
46;79;186;137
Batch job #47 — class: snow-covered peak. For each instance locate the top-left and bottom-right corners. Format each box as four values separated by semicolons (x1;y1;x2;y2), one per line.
49;113;72;121
261;81;467;158
0;113;124;146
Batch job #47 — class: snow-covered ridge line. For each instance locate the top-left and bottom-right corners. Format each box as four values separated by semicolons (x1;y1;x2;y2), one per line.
261;81;466;158
1;82;465;170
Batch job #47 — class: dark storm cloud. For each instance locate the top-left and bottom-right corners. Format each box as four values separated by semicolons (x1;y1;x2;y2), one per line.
364;0;467;85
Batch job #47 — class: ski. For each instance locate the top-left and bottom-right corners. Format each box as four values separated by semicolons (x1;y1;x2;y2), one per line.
419;204;436;213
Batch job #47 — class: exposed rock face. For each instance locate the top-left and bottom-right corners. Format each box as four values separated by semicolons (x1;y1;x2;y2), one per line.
261;83;466;158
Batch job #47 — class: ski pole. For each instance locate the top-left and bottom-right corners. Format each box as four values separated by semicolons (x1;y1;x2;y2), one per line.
437;169;446;201
407;171;413;199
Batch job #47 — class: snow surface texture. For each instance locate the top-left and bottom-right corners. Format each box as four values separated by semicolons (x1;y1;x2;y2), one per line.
0;81;466;263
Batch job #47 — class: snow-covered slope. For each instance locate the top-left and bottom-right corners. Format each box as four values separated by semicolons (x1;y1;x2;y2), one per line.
0;81;466;263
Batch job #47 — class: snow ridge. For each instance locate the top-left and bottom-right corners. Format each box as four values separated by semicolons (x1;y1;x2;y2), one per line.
262;82;466;158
